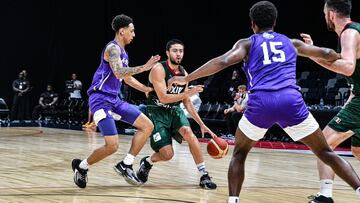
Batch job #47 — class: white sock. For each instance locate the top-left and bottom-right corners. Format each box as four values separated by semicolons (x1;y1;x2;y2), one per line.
356;187;360;198
123;153;135;165
146;156;153;165
228;196;239;203
319;179;333;198
79;159;89;170
196;162;207;176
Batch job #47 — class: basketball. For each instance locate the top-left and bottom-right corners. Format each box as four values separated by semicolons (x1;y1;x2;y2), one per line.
207;137;229;159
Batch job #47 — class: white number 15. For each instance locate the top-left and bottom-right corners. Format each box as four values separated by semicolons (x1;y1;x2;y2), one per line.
260;41;286;65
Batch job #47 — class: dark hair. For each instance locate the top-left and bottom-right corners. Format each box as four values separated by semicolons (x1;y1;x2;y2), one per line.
111;14;133;33
325;0;351;17
249;1;278;29
166;39;184;51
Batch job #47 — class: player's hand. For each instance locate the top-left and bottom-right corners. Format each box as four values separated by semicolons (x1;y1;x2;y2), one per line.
145;87;153;98
143;55;161;71
300;33;313;45
186;85;204;97
200;124;217;138
167;76;188;88
224;108;230;114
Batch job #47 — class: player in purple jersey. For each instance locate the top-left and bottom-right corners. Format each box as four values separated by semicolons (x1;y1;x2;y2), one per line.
168;1;360;202
71;14;160;188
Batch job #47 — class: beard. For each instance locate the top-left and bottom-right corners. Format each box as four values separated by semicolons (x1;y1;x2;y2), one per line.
326;20;335;31
169;57;181;65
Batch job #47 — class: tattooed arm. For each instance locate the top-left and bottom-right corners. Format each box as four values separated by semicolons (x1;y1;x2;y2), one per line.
104;44;160;79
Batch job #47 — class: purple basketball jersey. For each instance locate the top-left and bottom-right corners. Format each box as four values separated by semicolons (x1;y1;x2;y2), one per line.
87;40;129;96
243;32;300;92
243;32;309;128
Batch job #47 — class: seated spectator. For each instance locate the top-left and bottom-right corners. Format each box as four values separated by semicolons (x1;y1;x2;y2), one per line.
32;85;58;120
180;85;202;118
222;85;248;139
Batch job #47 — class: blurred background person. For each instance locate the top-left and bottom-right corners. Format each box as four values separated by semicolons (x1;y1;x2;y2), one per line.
11;71;31;120
32;84;58;120
65;73;82;100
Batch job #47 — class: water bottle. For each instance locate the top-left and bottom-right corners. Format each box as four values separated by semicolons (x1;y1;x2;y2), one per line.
319;98;324;109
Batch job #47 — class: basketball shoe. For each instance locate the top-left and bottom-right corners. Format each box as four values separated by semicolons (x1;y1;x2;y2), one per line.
72;159;88;188
113;161;141;185
199;172;217;189
308;193;334;203
137;156;152;183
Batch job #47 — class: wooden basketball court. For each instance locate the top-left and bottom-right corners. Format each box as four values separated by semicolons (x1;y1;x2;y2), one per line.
0;127;358;202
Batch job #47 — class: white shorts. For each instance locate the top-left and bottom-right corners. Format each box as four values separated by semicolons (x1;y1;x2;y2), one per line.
238;113;319;141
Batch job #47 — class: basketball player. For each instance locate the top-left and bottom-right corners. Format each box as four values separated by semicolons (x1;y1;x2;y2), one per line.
71;14;160;188
301;0;360;202
168;1;360;202
136;39;217;189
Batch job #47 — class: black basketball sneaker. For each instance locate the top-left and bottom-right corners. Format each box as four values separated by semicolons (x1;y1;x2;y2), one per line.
137;156;153;183
199;172;217;190
72;159;88;189
113;161;141;185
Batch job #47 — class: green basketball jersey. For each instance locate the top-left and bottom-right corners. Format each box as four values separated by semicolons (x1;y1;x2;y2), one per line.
338;22;360;94
147;61;187;108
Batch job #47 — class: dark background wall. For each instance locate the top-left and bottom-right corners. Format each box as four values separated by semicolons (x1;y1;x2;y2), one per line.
1;0;359;108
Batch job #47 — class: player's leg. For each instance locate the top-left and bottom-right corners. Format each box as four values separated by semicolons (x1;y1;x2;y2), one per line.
228;127;256;196
172;107;216;189
72;109;119;188
310;103;358;201
313;126;353;201
228;116;265;203
112;102;153;185
351;135;360;160
137;144;174;184
137;112;174;184
299;129;360;196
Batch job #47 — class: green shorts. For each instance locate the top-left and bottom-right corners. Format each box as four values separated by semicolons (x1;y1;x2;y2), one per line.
146;105;190;152
328;96;360;147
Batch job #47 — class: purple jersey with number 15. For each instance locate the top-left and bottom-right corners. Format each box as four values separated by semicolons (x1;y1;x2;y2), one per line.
243;31;309;129
243;31;300;92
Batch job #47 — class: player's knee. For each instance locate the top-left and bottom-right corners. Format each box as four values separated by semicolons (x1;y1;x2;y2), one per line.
160;149;174;161
180;127;193;140
351;146;360;160
315;148;335;165
139;119;154;134
105;142;119;154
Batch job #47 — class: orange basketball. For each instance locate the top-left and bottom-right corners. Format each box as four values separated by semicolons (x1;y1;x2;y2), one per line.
207;137;229;159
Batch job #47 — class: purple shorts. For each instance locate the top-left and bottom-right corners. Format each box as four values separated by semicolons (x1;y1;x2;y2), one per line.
89;92;141;127
245;88;309;128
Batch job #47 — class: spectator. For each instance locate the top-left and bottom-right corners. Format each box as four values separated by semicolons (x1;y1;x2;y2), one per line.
222;85;248;139
65;73;82;100
11;71;31;120
32;85;58;120
219;69;243;103
180;85;202;118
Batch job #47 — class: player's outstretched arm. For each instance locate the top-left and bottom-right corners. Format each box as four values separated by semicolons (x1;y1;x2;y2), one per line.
168;38;250;86
297;31;357;76
123;76;153;95
292;38;340;61
105;44;160;79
